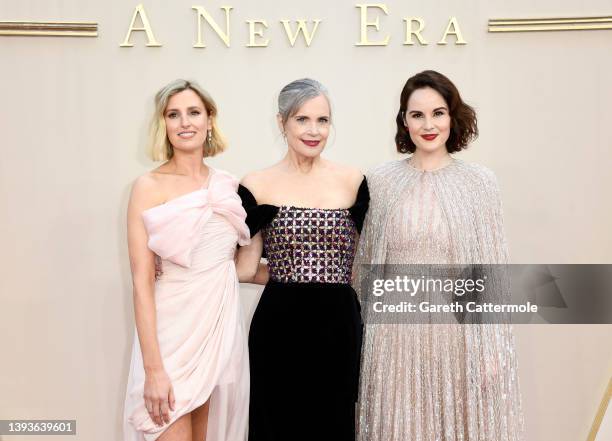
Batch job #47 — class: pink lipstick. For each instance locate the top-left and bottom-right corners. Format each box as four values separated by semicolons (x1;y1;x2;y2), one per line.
302;140;320;147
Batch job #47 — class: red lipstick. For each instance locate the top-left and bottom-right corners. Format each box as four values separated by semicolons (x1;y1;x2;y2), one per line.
421;134;438;141
302;140;320;147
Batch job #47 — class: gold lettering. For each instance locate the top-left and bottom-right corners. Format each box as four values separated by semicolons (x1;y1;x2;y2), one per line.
280;20;321;47
192;5;233;48
120;3;161;47
438;17;466;45
246;20;269;47
355;4;390;46
403;17;427;45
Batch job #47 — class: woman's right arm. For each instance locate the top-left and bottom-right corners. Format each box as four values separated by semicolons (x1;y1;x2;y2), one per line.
235;232;265;283
127;176;175;426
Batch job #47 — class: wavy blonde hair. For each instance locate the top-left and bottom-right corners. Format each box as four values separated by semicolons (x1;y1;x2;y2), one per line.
148;79;227;161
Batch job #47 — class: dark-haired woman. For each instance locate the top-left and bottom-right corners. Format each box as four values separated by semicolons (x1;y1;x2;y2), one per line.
354;70;525;441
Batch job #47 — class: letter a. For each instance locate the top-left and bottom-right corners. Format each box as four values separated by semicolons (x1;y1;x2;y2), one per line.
120;4;161;47
438;17;467;45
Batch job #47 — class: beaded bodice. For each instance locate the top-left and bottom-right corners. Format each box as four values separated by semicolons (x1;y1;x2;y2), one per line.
263;207;357;284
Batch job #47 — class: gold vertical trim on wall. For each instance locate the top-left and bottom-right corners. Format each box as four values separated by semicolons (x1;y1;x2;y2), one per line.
0;21;98;37
587;376;612;441
489;16;612;32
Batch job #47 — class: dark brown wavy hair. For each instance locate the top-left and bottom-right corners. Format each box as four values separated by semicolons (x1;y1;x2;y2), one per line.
395;70;478;154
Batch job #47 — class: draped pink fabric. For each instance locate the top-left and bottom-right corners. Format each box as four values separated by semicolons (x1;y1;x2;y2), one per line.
124;168;250;441
142;170;250;267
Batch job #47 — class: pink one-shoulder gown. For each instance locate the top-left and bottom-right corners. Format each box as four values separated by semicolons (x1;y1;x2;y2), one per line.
123;168;250;441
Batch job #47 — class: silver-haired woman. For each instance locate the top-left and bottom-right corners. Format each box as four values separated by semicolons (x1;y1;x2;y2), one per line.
236;78;370;441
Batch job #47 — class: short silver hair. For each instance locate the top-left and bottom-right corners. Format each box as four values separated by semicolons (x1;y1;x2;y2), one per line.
277;78;331;126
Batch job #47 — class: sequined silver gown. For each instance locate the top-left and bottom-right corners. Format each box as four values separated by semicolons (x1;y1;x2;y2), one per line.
354;158;524;441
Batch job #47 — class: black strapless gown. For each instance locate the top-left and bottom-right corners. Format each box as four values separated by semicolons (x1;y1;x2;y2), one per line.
239;179;369;441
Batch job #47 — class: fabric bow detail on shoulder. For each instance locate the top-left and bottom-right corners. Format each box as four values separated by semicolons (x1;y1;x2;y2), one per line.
142;171;251;267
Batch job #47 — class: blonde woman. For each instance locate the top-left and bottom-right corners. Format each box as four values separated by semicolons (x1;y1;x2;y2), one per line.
123;79;250;441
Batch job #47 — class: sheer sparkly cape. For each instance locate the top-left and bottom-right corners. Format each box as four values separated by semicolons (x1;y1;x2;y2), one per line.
353;158;525;441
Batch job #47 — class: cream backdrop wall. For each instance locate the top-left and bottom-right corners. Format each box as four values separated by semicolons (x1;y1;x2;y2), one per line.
0;0;611;440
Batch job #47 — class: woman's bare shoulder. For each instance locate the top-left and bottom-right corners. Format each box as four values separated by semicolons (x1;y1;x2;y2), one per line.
130;172;165;208
241;165;283;197
324;160;364;190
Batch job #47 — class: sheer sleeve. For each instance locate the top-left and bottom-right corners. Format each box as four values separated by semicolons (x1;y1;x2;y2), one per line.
238;184;278;238
348;177;370;234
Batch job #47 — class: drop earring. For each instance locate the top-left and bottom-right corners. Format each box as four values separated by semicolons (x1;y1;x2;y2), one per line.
207;129;212;144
